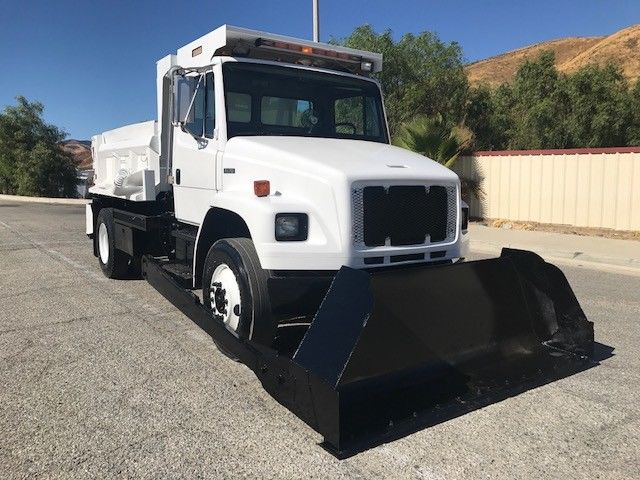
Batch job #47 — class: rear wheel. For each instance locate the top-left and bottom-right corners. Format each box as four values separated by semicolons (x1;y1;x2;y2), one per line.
96;208;130;279
202;238;275;348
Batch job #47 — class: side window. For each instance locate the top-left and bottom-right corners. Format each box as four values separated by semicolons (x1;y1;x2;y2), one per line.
204;72;215;138
183;75;205;136
181;72;215;138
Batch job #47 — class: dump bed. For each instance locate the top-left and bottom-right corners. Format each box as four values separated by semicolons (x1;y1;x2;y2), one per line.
90;120;166;201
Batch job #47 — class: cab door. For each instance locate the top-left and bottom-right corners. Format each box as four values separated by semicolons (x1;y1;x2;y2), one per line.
172;70;218;225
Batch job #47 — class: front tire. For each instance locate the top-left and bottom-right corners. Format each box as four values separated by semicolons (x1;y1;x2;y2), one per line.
96;208;130;279
202;238;275;347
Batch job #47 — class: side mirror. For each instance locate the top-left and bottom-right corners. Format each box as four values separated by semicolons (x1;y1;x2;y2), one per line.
173;74;197;124
172;73;204;123
172;73;207;146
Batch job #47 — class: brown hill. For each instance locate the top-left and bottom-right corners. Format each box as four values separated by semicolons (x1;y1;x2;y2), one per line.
60;139;92;170
466;24;640;88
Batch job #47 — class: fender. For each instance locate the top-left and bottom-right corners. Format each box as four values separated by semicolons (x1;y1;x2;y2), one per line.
192;206;253;288
192;192;282;288
191;190;338;286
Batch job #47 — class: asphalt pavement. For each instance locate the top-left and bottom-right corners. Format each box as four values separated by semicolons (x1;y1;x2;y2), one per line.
1;200;638;479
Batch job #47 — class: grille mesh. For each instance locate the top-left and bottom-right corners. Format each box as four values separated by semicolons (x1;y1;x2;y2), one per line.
445;185;457;241
352;187;365;246
352;184;457;248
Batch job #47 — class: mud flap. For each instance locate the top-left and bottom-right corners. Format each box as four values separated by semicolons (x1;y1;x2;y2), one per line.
292;248;594;455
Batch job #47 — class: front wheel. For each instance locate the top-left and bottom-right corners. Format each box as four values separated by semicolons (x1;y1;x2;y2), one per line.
202;238;275;347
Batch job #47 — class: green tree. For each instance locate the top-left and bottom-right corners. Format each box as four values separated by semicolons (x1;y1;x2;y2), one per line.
626;79;640;146
0;96;77;197
337;25;468;136
564;64;631;147
464;52;640;151
507;51;569;149
465;83;513;150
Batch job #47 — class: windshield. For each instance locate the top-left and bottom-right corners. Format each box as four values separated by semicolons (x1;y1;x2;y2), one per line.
222;62;388;143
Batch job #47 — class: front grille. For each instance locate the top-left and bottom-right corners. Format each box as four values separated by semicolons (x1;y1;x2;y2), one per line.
353;184;457;247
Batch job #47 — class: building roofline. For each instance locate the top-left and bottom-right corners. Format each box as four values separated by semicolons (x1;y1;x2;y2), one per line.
471;146;640;156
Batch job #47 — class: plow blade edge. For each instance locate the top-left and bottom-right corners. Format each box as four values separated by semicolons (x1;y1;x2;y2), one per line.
291;248;594;455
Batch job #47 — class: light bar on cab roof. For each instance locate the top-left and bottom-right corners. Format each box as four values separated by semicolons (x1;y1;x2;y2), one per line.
255;38;373;71
175;25;382;74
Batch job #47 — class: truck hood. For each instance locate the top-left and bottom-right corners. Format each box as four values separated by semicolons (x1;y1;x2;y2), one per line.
224;136;459;183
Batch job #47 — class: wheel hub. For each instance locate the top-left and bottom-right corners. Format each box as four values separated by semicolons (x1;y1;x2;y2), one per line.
209;264;242;332
212;283;228;314
98;222;109;264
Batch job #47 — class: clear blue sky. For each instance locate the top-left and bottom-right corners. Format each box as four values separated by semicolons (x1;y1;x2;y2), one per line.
0;0;638;139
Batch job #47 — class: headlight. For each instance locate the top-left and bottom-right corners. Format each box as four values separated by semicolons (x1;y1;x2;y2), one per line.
275;213;308;241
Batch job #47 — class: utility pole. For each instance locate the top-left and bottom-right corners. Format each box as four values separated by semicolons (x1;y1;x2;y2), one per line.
312;0;320;42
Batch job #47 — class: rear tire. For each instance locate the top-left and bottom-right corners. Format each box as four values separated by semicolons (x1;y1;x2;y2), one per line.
202;238;275;347
96;208;130;279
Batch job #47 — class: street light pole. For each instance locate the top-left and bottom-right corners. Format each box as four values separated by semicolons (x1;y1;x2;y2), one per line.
312;0;319;42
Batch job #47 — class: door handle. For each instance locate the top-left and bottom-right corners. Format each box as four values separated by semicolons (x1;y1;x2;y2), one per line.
176;169;181;185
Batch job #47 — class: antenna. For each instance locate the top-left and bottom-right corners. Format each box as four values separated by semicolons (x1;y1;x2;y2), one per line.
312;0;319;42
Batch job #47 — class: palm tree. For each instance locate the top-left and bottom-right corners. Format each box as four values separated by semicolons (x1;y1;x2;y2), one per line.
393;115;482;201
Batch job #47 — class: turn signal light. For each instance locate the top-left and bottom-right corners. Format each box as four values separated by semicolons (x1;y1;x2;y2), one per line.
256;38;363;64
254;180;270;197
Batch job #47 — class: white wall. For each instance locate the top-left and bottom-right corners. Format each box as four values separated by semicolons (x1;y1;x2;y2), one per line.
458;148;640;231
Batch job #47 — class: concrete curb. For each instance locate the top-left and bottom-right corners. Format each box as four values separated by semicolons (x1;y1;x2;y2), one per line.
0;194;88;205
470;240;640;276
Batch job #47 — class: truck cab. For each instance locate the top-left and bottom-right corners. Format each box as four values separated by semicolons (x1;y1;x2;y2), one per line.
87;25;469;344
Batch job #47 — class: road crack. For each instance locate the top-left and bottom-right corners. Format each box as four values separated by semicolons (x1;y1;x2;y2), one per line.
0;314;97;336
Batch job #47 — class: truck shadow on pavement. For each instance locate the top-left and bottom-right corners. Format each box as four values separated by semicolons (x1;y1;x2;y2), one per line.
274;325;615;458
317;340;615;458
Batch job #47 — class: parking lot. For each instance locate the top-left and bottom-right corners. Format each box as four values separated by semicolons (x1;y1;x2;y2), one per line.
1;200;639;479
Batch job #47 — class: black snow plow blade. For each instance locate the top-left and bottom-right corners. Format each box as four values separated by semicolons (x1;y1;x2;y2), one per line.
142;248;594;457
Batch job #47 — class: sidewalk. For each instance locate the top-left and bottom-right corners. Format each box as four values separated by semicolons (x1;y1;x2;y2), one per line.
0;194;87;205
469;223;640;272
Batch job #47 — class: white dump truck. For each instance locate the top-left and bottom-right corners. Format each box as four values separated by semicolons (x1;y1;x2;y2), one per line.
87;25;594;455
88;25;468;340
